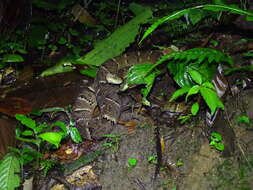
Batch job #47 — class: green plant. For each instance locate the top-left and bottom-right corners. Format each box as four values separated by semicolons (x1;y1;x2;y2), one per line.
0;39;26;69
210;132;225;151
148;154;158;164
40;159;58;176
236;115;251;124
176;159;184;167
102;134;121;152
140;2;253;43
127;158;137;168
126;48;229;115
126;1;253;114
15;114;82;148
0;153;20;190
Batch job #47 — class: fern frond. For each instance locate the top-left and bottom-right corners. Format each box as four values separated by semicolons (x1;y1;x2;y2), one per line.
140;4;253;42
148;48;232;74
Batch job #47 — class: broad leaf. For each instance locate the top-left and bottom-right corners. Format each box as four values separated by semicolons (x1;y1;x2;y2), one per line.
38;132;63;148
186;85;200;101
0;153;20;190
188;69;202;84
21;130;34;136
68;127;83;143
200;87;224;115
76;4;153;66
15;114;36;130
202;81;215;89
3;54;24;63
127;63;154;84
191;102;199;116
170;87;191;101
188;9;206;25
52;121;68;137
140;69;160;105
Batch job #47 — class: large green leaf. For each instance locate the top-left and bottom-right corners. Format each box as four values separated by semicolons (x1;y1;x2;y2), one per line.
170;87;191;101
200;87;224;115
2;54;24;63
38;132;63;148
126;63;160;105
126;63;154;84
75;3;153;66
186;85;200;101
40;3;153;77
68;127;82;143
15;114;36;131
0;153;20;190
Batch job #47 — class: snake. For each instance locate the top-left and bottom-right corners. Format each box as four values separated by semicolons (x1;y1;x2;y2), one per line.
72;50;189;132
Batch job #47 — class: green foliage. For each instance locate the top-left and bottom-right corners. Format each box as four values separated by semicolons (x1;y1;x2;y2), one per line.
40;160;57;176
148;155;158;164
15;113;82;148
2;54;24;63
126;64;161;105
0;153;20;190
191;102;199;116
126;48;227;113
40;3;153;77
176;159;184;167
8;146;41;165
140;3;253;43
156;48;232;87
128;158;137;168
236;115;251;124
102;134;121;152
75;3;153;66
210;132;225;151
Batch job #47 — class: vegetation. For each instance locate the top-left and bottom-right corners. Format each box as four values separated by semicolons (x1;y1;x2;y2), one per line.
0;0;253;189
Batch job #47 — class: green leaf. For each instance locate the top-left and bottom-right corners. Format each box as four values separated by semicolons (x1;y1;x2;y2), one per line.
211;132;222;142
21;130;34;136
178;114;192;124
79;66;98;78
2;54;24;63
58;37;67;45
191;102;199;116
202;81;215;89
102;134;121;138
127;64;153;84
38;132;63;148
128;158;137;167
214;143;225;151
52;121;68;137
200;87;224;115
68;28;79;36
0;153;20;190
140;9;189;43
170;87;191;101
141;70;160;106
15;114;36;130
68;127;83;143
188;69;202;84
186;85;200;101
188;9;205;25
236;116;250;124
76;5;153;66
